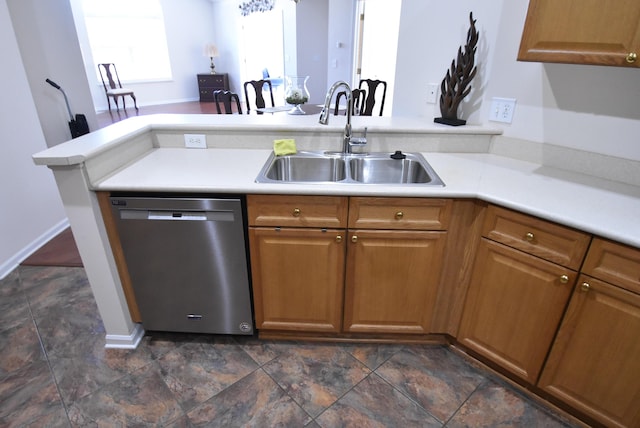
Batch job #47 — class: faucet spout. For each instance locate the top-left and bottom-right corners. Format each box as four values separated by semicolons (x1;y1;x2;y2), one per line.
319;80;353;153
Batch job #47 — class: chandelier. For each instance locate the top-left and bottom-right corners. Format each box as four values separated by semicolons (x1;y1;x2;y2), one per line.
238;0;275;16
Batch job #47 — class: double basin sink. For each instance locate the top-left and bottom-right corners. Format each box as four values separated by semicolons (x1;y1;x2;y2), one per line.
255;150;445;186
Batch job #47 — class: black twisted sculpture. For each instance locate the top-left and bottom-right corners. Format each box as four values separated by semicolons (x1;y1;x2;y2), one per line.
434;12;479;126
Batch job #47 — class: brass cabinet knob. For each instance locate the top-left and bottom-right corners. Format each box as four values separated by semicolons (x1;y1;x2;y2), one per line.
626;52;637;63
395;211;404;220
525;232;535;242
351;235;358;243
581;282;591;292
559;274;569;284
336;235;342;243
292;208;301;217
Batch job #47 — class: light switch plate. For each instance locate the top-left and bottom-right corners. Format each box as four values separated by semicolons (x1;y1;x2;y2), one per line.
184;134;207;148
426;83;438;104
489;97;516;123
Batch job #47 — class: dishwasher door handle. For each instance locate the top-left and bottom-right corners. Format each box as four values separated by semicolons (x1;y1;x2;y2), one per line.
147;211;207;221
119;210;234;221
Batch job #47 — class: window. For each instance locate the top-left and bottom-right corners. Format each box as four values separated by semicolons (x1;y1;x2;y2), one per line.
81;0;172;82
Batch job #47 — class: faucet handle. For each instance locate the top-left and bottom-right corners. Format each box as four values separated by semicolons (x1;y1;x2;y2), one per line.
350;127;368;146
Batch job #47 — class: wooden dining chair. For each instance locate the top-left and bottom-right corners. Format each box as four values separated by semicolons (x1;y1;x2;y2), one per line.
358;79;387;116
98;63;138;112
243;80;275;114
214;90;242;114
334;89;366;116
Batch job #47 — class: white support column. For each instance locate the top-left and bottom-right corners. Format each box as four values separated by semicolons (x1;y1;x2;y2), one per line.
50;164;144;349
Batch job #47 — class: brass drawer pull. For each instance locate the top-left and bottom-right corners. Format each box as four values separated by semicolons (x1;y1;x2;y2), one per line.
292;208;301;217
626;52;637;63
559;274;569;284
351;235;358;243
395;211;404;220
336;235;342;243
581;282;591;292
525;232;535;242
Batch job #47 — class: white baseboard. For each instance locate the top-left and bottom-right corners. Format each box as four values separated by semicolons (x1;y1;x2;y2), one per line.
104;324;145;349
0;218;70;280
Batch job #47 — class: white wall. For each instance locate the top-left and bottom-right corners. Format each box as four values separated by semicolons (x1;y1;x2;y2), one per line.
295;0;328;104
393;0;640;161
7;0;98;148
394;1;502;123
73;0;216;110
211;0;244;95
487;1;640;161
0;0;67;279
326;0;355;87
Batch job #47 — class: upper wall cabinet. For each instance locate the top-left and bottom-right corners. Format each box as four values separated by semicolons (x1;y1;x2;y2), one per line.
518;0;640;68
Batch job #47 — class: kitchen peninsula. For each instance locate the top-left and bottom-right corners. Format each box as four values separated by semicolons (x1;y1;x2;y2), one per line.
33;113;640;344
33;113;640;427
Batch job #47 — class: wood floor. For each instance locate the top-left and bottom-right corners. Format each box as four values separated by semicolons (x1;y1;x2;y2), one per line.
95;100;221;129
21;228;82;267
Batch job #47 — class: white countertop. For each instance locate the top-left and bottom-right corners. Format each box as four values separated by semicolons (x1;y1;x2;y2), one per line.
33;114;640;248
95;147;640;249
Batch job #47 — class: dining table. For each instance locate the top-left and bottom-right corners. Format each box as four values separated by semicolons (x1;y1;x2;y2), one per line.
256;104;345;115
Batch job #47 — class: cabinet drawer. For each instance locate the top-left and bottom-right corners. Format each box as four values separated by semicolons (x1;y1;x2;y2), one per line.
482;205;590;270
198;74;226;86
583;238;640;294
348;197;452;230
247;194;348;228
199;89;214;101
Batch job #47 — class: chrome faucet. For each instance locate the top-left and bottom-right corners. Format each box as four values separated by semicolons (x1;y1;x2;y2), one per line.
319;81;367;153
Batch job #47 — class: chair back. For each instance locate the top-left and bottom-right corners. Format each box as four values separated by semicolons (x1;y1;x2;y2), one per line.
214;90;242;114
243;80;275;114
98;63;123;91
358;79;387;116
334;89;366;116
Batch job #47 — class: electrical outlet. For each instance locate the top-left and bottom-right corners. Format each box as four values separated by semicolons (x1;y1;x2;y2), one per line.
489;97;516;123
184;134;206;148
426;83;438;104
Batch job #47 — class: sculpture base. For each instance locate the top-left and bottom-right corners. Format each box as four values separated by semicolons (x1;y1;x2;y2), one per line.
434;117;466;126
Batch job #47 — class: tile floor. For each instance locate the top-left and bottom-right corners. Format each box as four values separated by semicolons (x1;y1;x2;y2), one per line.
0;265;581;427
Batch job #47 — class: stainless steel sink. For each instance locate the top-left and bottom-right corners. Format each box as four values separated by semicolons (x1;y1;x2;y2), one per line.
255;150;445;186
259;152;346;183
349;154;439;184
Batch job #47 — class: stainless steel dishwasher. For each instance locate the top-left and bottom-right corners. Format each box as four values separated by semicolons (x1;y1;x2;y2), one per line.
110;195;253;335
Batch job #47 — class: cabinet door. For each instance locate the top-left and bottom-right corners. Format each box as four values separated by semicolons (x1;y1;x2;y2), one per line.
539;276;640;428
458;239;575;384
249;227;345;332
518;0;640;67
343;230;446;334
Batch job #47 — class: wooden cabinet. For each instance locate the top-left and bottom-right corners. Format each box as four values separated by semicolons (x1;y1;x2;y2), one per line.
249;227;345;332
457;205;590;384
518;0;640;67
247;195;452;337
197;73;229;101
539;238;640;428
247;195;348;332
343;198;451;334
